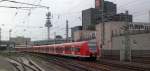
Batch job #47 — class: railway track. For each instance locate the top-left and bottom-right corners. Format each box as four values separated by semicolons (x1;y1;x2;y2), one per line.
6;55;44;71
27;53;130;71
30;53;91;71
99;59;150;71
29;53;150;71
6;52;150;71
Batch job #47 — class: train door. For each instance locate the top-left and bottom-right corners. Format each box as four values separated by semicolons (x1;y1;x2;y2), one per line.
56;46;63;54
51;46;54;54
71;45;75;55
62;46;65;54
42;47;44;53
55;46;58;54
74;46;80;55
64;45;72;55
48;45;53;54
59;46;64;54
46;47;49;53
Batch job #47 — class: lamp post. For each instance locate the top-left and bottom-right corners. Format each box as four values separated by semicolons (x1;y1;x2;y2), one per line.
0;28;1;48
8;29;12;55
9;29;12;41
120;11;131;61
66;20;69;43
54;32;56;44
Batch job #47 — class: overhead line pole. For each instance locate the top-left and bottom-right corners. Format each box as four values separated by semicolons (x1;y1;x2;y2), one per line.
99;0;105;59
8;29;12;56
66;20;69;43
124;11;131;61
101;0;105;46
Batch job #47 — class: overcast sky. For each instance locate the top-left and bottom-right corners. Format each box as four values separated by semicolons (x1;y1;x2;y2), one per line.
0;0;150;41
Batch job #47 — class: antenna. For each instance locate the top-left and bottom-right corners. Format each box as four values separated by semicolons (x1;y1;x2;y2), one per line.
66;20;69;42
45;12;52;40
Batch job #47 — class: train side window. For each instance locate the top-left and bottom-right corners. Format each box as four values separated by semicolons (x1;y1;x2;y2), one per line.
71;47;74;51
75;48;80;52
65;47;71;51
46;47;49;52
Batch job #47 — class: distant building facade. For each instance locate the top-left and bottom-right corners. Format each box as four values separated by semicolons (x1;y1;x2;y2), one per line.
103;1;117;17
82;1;117;30
95;0;117;17
82;1;132;30
0;41;15;50
10;37;31;48
82;8;99;30
73;30;96;41
111;12;133;22
71;26;83;41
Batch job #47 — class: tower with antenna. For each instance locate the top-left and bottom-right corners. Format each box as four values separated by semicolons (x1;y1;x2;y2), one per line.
45;12;52;40
66;20;69;42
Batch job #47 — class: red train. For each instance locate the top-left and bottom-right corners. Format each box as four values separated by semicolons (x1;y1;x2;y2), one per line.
16;41;100;60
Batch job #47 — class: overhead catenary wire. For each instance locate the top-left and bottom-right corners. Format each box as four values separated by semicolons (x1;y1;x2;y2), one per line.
0;0;8;3
0;5;40;9
4;0;49;9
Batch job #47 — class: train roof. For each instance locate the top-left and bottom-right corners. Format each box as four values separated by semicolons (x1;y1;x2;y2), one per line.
32;41;88;48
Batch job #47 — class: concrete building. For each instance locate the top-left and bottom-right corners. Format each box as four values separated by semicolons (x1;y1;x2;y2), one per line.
95;0;117;17
82;1;117;30
82;1;133;30
96;22;150;60
0;41;15;50
103;1;117;17
71;26;82;41
73;30;96;41
111;13;133;22
82;8;99;30
10;36;31;48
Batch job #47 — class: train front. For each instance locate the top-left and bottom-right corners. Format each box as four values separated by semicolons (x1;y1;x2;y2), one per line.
87;41;98;60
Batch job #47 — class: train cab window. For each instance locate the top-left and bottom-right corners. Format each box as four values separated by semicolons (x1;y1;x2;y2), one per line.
88;42;97;52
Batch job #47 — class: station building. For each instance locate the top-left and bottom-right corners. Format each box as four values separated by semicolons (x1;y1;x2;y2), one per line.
0;41;15;51
10;36;31;48
96;21;150;60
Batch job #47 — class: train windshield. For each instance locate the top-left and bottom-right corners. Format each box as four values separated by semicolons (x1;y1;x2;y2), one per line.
88;42;97;52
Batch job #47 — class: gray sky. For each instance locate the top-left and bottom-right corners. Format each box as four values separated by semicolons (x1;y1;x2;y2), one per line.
0;0;150;41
